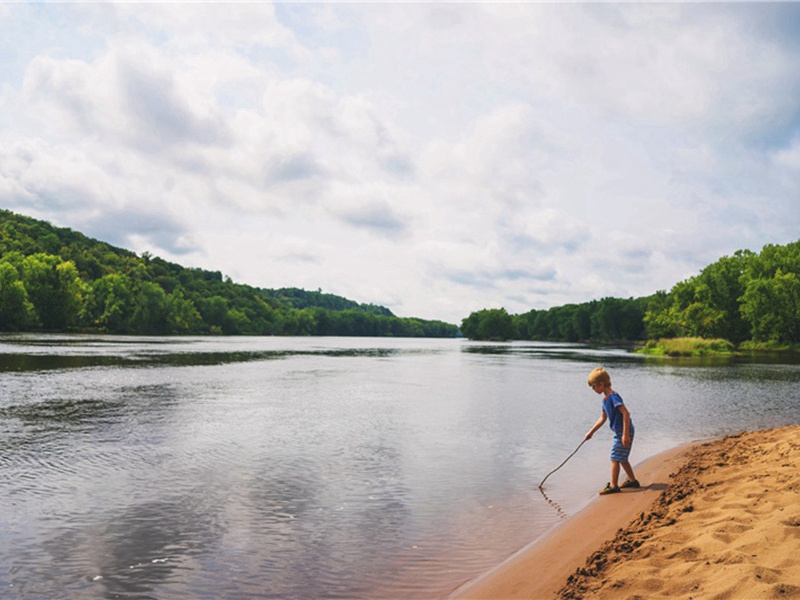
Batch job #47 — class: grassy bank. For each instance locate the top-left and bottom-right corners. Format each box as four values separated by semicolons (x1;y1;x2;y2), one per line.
638;337;735;357
738;340;800;352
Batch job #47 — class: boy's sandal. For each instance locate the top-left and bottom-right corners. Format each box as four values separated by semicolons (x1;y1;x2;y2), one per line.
620;479;641;489
599;483;620;495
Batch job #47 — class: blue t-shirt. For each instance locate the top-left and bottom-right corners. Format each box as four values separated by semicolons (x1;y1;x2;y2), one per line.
603;392;634;436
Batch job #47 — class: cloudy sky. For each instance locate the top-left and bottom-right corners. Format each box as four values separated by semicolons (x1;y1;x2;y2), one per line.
2;2;800;323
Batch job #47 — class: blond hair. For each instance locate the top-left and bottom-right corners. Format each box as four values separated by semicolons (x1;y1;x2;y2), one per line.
588;367;611;387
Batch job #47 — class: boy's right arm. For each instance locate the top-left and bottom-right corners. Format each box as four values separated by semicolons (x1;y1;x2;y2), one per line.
585;412;606;440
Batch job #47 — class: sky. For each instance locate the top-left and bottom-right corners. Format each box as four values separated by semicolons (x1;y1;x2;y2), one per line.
2;2;800;324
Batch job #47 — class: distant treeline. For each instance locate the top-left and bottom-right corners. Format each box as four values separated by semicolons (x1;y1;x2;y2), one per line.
0;210;458;337
462;240;800;346
263;287;394;317
461;297;648;342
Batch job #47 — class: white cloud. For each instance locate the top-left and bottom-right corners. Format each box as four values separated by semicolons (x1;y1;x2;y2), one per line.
113;2;304;57
1;3;800;322
773;139;800;171
22;42;230;151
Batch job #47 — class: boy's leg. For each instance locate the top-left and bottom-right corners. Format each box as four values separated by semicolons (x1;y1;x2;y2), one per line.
610;460;621;488
621;461;636;482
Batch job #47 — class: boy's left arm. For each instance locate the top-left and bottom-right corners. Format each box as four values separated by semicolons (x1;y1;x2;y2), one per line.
619;405;632;447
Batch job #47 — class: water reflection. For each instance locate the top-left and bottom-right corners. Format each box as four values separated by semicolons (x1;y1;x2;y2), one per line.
98;496;222;598
15;494;224;600
0;354;131;372
463;340;800;367
1;397;124;429
0;335;408;373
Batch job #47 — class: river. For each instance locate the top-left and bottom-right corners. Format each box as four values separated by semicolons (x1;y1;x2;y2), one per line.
1;335;798;599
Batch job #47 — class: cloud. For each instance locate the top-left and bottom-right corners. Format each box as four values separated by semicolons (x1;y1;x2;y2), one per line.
327;196;408;235
115;2;305;57
0;137;121;211
773;138;800;171
23;44;230;152
2;3;800;322
94;208;196;256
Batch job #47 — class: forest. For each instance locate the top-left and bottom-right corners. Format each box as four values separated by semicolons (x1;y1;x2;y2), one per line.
460;297;650;343
0;210;458;337
461;240;800;347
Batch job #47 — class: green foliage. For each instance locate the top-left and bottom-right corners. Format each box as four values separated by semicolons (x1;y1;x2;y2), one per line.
265;287;395;316
461;308;516;341
0;210;458;337
643;251;751;342
738;340;800;352
83;274;135;332
461;298;648;343
738;243;800;343
20;253;85;330
638;337;735;357
166;288;203;334
645;241;800;345
130;281;169;334
0;261;34;330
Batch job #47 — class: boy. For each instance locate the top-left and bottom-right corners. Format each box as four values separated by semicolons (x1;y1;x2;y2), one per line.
584;367;639;495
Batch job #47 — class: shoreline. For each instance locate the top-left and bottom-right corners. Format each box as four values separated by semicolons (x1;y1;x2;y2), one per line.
448;442;698;599
449;425;800;599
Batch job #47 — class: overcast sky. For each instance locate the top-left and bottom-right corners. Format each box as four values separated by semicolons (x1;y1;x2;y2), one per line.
2;2;800;323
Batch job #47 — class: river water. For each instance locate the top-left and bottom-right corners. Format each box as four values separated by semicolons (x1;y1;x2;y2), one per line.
1;335;798;599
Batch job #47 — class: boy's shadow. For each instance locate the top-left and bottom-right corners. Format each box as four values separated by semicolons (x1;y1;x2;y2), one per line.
624;482;668;494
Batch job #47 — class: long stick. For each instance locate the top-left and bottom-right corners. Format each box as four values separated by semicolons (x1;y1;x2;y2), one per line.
538;439;586;489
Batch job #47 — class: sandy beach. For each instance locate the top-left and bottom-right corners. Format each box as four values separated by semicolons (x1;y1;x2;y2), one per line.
451;425;800;599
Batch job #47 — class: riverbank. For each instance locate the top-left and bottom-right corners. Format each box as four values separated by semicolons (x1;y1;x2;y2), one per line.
450;425;800;599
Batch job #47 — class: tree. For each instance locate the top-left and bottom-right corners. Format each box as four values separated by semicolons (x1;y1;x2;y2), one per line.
130;281;169;334
223;308;251;334
294;309;316;336
643;251;751;342
740;269;800;343
461;308;515;341
83;274;135;332
20;253;85;329
198;296;229;331
166;288;202;334
0;261;34;330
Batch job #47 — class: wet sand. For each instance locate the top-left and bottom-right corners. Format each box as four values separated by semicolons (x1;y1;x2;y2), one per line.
450;425;800;599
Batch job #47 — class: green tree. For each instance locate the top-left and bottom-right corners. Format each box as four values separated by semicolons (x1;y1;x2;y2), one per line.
461;308;515;341
571;304;592;341
643;251;751;342
0;261;34;330
294;309;316;336
84;273;135;332
695;252;751;342
20;253;85;329
198;296;229;331
588;297;645;341
740;269;800;343
223;308;251;334
130;281;169;334
166;288;202;334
